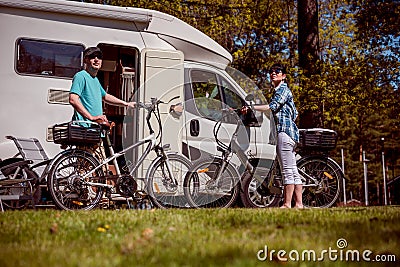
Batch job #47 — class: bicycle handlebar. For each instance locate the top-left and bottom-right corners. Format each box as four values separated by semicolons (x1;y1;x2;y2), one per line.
137;96;179;138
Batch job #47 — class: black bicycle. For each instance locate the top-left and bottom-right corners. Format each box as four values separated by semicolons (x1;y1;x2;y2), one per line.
184;96;343;208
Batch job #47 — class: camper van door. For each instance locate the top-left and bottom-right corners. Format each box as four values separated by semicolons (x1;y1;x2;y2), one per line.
182;64;252;161
136;49;184;159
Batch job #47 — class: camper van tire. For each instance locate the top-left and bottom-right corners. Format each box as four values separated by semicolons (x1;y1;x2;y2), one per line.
240;170;282;208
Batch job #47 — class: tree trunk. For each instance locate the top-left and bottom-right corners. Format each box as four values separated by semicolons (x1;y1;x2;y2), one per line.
298;0;320;73
298;0;321;128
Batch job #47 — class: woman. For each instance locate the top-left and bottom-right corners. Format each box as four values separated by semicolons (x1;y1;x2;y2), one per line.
252;63;303;208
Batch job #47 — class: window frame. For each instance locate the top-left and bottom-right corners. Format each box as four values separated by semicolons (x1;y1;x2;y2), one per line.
15;38;85;79
187;68;247;124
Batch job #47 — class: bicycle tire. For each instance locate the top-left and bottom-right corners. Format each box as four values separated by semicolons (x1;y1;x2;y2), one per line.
297;156;342;208
0;158;40;209
47;149;105;210
145;153;191;209
240;171;281;208
183;157;240;208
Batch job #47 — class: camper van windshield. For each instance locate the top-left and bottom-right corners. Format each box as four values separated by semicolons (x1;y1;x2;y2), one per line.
226;66;267;104
16;39;84;78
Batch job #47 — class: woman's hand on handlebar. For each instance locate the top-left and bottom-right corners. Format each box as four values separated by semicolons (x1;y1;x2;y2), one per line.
241;106;252;115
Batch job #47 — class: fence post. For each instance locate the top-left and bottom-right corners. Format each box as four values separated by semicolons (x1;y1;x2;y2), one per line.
381;138;388;205
363;151;369;206
341;148;347;205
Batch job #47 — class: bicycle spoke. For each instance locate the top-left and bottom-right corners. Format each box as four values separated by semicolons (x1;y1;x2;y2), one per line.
146;154;191;209
48;150;104;210
184;158;239;208
298;157;341;208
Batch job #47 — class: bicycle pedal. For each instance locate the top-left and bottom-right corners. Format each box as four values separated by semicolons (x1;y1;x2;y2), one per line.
130;190;148;201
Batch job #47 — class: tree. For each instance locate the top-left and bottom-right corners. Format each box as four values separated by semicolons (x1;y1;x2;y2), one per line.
297;0;323;128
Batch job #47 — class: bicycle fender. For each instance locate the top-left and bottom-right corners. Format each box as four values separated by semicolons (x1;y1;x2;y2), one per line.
297;155;345;179
145;155;163;180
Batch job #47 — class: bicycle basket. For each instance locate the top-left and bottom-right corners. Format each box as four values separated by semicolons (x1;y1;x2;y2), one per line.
52;122;101;145
298;128;337;151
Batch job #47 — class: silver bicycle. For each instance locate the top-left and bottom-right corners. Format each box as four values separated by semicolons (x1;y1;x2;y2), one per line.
47;97;190;210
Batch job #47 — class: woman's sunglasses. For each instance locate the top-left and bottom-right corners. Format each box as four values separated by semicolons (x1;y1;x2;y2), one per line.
269;68;283;74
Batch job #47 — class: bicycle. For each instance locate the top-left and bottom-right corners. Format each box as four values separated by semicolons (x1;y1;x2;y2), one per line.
240;148;343;208
182;107;247;208
0;136;51;210
46;97;191;210
0;158;39;210
183;96;343;208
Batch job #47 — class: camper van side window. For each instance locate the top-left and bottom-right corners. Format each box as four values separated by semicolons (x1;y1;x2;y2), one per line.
191;70;223;121
221;78;245;110
16;39;84;78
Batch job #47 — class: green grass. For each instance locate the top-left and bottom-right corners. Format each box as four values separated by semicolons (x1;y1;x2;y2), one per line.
0;207;399;267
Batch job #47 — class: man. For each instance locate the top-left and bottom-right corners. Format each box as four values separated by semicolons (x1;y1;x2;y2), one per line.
69;47;136;125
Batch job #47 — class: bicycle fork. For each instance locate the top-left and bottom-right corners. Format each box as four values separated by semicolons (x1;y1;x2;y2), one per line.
157;147;179;187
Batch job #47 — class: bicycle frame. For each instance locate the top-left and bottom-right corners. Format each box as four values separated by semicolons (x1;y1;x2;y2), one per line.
214;109;323;189
80;133;157;188
211;110;255;183
49;98;178;191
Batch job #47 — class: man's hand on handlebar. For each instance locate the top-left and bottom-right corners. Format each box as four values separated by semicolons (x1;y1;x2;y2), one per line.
93;115;115;130
125;101;136;108
92;114;108;123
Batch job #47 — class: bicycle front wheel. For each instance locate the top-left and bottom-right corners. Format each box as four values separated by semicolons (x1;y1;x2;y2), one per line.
47;150;105;210
183;157;240;208
146;153;191;209
297;156;342;208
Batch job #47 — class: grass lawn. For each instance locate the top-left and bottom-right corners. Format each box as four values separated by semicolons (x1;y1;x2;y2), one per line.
0;206;399;267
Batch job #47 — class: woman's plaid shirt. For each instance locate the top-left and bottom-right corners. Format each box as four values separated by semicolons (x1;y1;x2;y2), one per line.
269;82;299;143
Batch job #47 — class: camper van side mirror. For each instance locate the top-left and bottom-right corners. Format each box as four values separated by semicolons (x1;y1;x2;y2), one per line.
242;93;264;127
245;94;255;102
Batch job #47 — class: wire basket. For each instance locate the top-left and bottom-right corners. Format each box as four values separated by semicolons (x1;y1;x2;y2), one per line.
298;128;337;151
52;122;101;145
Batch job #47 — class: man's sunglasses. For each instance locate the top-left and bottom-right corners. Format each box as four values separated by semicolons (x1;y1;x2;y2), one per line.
88;54;103;60
269;68;282;74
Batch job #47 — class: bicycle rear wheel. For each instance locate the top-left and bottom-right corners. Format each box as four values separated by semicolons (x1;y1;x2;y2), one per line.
146;153;191;209
47;150;105;210
0;158;40;209
297;156;342;208
183;157;240;208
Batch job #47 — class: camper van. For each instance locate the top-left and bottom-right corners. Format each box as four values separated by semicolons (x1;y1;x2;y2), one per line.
0;0;276;178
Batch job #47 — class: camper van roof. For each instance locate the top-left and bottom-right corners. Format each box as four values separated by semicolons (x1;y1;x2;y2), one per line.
0;0;232;68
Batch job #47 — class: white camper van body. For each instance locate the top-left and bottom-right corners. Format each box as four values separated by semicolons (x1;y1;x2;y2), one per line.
0;0;276;178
